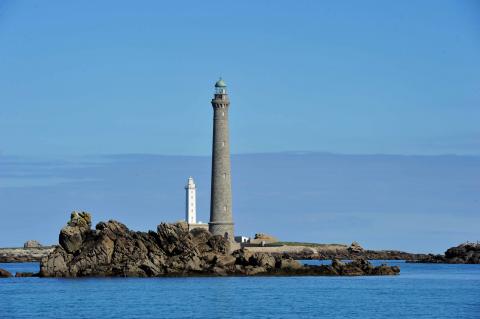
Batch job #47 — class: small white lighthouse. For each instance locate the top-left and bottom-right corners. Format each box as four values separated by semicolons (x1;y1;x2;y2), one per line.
185;177;196;224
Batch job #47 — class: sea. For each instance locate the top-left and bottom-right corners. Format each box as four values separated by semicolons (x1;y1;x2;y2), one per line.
0;261;479;319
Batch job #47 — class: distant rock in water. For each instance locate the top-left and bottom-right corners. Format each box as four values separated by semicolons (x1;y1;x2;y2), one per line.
0;268;13;278
0;246;55;263
40;212;400;277
15;272;39;277
408;242;480;264
24;240;43;248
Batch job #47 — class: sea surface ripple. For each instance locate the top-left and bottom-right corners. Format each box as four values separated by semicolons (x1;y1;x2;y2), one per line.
0;261;479;319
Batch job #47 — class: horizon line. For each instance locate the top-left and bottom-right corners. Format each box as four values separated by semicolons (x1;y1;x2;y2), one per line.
1;150;480;160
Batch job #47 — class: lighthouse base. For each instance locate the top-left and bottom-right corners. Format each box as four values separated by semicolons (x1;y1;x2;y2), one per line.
209;222;234;242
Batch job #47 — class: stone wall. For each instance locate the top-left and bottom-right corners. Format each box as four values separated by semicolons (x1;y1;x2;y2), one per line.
188;223;209;231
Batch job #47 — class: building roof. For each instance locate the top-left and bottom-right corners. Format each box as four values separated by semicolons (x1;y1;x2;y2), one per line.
215;78;227;88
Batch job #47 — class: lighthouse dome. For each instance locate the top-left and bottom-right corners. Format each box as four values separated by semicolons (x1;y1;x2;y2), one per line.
215;78;227;88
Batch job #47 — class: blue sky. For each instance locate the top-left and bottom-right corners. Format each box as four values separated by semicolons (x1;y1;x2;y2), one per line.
0;0;479;156
0;1;479;252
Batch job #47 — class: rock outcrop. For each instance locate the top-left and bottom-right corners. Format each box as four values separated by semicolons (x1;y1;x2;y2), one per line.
261;258;399;276
24;240;42;248
408;242;480;264
59;211;92;253
250;245;428;261
0;268;13;278
40;213;400;277
348;241;364;253
311;258;399;276
0;246;55;263
15;272;39;277
250;233;278;245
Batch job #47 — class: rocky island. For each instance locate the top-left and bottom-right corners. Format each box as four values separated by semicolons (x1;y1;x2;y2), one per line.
0;246;55;263
247;241;429;261
0;238;427;264
36;212;400;277
408;242;480;264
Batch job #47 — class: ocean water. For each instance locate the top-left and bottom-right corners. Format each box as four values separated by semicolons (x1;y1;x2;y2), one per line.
0;261;479;319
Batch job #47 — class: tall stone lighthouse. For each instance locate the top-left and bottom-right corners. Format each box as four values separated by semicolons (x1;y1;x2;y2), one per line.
209;78;234;241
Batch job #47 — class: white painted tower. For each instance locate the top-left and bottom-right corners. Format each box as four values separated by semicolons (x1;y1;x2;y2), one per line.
185;177;196;224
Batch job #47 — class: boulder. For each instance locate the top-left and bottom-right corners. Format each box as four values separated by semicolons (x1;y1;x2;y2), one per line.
249;253;277;269
347;241;364;253
250;233;278;244
215;255;237;267
41;248;69;277
23;240;42;248
276;257;302;270
15;272;38;277
371;264;401;276
331;258;345;269
328;257;399;276
156;222;192;256
331;258;362;275
59;211;92;253
0;268;12;278
245;266;267;275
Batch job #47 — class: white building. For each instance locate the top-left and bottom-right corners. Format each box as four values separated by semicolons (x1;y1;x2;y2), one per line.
185;177;196;224
234;236;250;244
185;177;208;231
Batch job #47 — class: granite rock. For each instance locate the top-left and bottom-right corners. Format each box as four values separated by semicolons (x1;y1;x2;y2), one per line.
408;242;480;264
59;211;92;253
40;213;401;277
0;246;55;263
250;233;278;244
348;241;364;253
15;272;39;277
24;240;42;248
0;268;12;278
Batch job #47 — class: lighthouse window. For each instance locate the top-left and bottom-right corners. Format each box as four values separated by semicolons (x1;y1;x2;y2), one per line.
223;173;226;179
222;111;225;116
224;206;227;212
222;141;225;147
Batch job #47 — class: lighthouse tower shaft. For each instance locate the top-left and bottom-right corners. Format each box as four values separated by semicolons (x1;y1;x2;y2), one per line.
209;80;234;240
185;177;196;224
